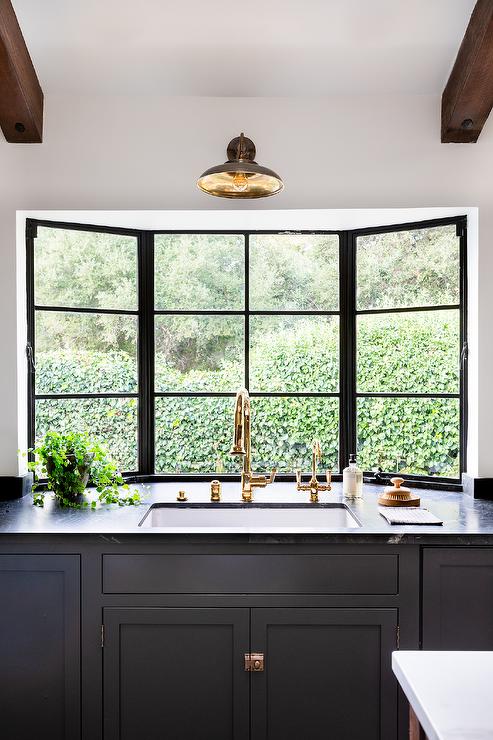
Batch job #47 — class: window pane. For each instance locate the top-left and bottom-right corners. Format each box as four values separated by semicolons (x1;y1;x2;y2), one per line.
34;227;138;310
250;316;339;392
155;315;244;392
155;234;244;310
155;396;340;475
357;310;459;394
35;311;138;394
35;397;138;471
250;234;339;310
357;397;460;477
250;397;339;473
155;397;240;473
357;224;460;310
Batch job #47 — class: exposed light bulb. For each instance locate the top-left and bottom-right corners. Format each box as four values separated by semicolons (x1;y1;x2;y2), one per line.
232;172;248;192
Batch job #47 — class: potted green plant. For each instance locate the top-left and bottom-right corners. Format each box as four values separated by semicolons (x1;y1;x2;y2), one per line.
28;430;142;508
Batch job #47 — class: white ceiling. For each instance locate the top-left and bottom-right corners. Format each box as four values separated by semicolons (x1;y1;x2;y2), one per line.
13;0;476;97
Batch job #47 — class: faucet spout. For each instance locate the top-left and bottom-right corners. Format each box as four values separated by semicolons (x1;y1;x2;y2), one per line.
230;388;250;458
230;388;276;502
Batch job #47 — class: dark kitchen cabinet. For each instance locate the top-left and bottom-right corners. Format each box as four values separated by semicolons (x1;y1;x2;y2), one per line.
423;548;493;649
103;605;397;740
250;608;398;740
103;607;250;740
0;554;80;740
0;539;421;740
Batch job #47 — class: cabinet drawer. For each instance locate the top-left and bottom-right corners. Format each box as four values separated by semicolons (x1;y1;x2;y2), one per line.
102;553;398;594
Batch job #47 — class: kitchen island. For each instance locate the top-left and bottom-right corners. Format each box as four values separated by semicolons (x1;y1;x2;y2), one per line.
393;651;493;740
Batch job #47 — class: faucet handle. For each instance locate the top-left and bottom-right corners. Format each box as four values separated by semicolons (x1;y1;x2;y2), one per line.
249;468;276;490
295;468;310;492
316;470;332;493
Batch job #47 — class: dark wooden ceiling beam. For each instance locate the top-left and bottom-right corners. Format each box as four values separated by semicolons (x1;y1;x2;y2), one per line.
442;0;493;143
0;0;43;143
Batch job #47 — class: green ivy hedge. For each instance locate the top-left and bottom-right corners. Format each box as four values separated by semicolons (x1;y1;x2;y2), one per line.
34;314;460;477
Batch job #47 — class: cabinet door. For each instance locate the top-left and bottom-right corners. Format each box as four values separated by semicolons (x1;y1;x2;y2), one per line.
0;554;80;740
423;548;493;649
251;608;397;740
103;607;249;740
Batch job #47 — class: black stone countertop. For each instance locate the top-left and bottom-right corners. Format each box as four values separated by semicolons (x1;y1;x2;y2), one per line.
1;480;493;543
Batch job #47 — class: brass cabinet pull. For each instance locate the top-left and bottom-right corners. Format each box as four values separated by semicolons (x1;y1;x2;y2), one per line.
244;652;264;672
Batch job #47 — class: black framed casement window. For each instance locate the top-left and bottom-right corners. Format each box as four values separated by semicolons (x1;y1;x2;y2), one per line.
26;216;467;485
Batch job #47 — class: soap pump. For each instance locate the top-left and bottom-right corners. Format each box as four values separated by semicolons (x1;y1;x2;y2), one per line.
343;454;363;499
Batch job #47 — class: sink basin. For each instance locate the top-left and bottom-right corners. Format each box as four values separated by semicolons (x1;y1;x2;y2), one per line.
138;502;361;530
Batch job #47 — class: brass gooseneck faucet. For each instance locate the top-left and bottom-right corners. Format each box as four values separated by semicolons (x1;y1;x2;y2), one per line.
295;439;331;503
230;388;276;502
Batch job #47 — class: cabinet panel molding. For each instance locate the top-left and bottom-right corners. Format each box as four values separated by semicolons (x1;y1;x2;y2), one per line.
251;607;398;740
103;607;249;740
103;553;398;594
423;548;493;649
0;554;80;740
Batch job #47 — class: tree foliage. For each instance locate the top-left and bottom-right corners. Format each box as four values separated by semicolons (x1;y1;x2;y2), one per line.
33;225;461;479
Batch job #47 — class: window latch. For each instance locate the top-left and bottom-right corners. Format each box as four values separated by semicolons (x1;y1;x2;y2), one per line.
460;341;468;367
26;343;36;373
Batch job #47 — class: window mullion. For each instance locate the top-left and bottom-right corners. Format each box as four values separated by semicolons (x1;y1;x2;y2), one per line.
244;233;250;390
26;219;37;452
340;230;357;472
458;217;468;476
138;230;155;475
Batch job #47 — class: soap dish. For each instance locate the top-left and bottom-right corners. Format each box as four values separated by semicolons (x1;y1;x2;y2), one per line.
378;477;420;507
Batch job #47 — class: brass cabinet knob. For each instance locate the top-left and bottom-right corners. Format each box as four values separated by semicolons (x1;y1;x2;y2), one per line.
177;490;188;502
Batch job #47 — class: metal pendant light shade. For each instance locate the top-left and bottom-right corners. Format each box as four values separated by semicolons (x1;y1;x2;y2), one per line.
197;133;284;199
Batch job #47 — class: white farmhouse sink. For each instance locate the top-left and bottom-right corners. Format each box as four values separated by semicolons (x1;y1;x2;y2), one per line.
139;502;361;530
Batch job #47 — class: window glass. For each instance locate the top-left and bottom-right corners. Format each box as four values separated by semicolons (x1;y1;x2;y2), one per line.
155;315;244;392
33;227;139;473
155;397;239;474
35;397;138;471
155;234;244;310
356;225;460;310
249;316;339;393
250;397;339;474
34;227;138;310
357;397;460;478
155;396;339;476
35;312;138;394
357;310;460;394
250;234;339;310
29;221;465;482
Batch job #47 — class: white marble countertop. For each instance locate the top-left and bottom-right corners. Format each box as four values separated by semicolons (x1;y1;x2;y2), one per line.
393;651;493;739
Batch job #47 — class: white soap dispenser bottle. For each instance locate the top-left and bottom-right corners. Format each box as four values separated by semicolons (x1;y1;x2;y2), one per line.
343;454;363;499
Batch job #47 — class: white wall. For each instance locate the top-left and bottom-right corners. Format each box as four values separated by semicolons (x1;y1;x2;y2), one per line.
1;92;491;476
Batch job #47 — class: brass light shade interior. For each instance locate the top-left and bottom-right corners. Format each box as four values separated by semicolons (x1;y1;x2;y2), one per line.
197;133;284;199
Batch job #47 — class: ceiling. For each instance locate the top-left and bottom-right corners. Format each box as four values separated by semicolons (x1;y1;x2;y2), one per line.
13;0;476;97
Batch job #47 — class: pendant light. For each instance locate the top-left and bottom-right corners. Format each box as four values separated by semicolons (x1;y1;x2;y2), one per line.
197;133;284;199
